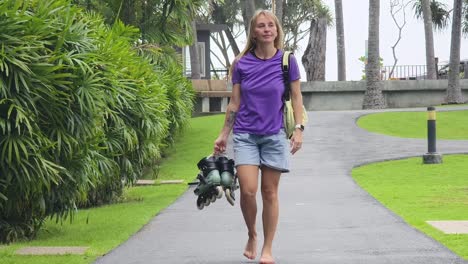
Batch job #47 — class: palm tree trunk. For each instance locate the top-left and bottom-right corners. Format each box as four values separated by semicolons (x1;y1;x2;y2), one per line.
446;0;465;103
463;0;468;34
275;0;283;24
189;21;201;79
140;0;149;40
422;0;437;79
301;17;327;81
122;0;135;25
242;0;256;36
363;0;386;109
335;0;346;81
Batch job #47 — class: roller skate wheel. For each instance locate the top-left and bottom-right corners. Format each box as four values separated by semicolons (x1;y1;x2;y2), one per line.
204;198;211;206
210;194;217;203
197;199;205;210
216;186;223;199
225;189;235;206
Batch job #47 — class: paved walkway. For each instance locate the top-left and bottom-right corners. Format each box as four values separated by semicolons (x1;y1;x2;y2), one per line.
95;107;468;264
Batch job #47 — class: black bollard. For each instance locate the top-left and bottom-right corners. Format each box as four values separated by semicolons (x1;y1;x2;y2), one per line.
423;106;442;164
427;106;437;153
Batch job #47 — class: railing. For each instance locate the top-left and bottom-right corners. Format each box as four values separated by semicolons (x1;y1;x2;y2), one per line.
381;65;428;80
184;68;228;80
210;68;228;80
382;61;468;80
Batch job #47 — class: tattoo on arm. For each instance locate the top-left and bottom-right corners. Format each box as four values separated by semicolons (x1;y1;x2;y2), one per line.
225;110;237;129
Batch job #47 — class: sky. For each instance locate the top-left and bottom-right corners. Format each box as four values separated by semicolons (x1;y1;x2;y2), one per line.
312;0;468;81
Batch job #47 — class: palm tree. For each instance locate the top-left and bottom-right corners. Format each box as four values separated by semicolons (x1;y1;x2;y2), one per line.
302;17;328;81
446;0;465;103
242;0;256;36
189;21;201;79
302;3;332;81
413;0;450;30
413;0;450;79
275;0;283;24
463;0;468;35
335;0;346;81
283;0;322;52
363;0;386;109
421;0;437;79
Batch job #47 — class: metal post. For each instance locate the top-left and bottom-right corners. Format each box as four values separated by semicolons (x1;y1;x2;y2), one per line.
427;106;436;153
423;106;442;164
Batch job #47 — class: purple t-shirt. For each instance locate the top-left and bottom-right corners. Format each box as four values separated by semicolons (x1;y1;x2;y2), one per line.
231;49;300;135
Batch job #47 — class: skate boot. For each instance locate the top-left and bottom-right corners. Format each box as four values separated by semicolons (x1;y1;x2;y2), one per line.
216;156;237;206
193;156;223;210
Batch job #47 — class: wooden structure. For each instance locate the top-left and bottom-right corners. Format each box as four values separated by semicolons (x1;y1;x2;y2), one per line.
189;23;228;80
189;23;232;113
192;79;231;113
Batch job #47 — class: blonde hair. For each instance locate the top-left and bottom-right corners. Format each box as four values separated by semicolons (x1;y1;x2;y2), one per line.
229;10;284;78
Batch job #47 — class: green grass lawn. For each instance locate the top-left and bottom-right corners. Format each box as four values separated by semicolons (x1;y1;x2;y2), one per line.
352;154;468;259
356;109;468;259
357;110;468;139
0;114;225;264
149;114;225;183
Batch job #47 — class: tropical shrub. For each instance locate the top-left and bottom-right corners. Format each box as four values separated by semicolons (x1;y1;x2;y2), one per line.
0;0;194;243
136;45;195;144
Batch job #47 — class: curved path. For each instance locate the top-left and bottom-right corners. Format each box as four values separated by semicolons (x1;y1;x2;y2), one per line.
95;107;468;264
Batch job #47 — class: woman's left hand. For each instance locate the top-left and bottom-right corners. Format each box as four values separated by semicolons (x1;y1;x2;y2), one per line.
290;130;303;155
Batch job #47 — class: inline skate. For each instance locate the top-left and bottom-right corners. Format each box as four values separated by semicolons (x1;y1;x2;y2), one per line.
216;156;237;206
194;156;223;210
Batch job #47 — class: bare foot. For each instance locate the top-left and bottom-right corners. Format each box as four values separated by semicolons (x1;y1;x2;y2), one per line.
243;237;257;260
259;256;275;264
259;250;275;264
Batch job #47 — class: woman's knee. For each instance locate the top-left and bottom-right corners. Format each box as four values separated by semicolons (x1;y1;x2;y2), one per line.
241;188;257;199
237;165;259;199
261;187;278;202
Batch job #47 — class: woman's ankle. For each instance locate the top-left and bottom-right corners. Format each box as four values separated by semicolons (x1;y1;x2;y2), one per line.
248;231;257;239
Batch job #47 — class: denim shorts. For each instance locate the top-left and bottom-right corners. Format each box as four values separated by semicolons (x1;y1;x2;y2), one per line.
232;129;290;173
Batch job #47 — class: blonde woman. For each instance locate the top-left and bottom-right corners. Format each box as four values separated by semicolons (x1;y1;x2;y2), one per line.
214;9;304;264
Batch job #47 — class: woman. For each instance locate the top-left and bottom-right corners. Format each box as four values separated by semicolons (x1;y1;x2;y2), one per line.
214;9;304;264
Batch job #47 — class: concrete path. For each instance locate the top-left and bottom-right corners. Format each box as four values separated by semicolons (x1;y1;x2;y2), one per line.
95;107;468;264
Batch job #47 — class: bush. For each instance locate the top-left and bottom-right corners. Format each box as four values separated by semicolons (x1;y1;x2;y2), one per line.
0;0;194;243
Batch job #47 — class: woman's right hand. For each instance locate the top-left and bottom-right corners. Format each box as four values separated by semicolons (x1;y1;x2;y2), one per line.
214;135;227;155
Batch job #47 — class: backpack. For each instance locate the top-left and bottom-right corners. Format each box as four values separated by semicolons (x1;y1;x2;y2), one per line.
282;51;308;139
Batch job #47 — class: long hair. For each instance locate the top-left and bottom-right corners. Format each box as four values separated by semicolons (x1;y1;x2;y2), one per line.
229;10;284;78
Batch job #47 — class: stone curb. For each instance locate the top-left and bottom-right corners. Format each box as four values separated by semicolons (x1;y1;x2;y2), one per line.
15;246;89;255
